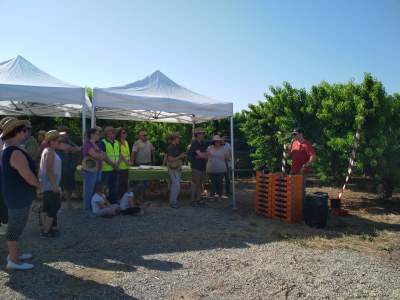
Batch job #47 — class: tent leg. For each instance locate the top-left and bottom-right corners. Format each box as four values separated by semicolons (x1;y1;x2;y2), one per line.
230;116;237;210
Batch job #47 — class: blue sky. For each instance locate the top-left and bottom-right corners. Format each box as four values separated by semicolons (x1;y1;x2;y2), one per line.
1;0;399;112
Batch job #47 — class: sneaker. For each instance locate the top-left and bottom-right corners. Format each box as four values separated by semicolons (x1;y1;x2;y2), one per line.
137;210;145;216
7;253;32;261
41;231;58;239
217;197;223;203
191;201;200;207
57;209;64;214
6;260;34;270
197;200;207;206
170;203;180;209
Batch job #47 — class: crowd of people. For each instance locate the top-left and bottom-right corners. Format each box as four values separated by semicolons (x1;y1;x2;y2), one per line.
0;118;234;270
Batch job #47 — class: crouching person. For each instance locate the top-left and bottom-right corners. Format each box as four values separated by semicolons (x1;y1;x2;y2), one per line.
119;182;146;215
91;182;119;218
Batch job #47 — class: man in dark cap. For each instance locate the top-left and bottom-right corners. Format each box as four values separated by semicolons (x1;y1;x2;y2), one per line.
289;127;317;206
289;127;316;175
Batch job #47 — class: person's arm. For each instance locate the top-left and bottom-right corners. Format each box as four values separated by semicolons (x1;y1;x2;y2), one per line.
195;149;209;159
162;153;168;166
151;149;156;164
127;193;135;207
131;142;137;164
88;148;106;160
44;150;60;193
10;150;40;189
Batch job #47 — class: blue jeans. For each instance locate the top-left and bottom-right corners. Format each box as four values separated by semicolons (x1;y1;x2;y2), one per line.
83;170;102;213
102;170;120;204
168;169;181;205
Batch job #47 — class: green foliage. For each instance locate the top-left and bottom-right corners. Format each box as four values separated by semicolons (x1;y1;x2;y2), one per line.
242;73;400;198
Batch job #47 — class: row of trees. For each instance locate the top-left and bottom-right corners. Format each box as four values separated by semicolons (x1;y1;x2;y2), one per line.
16;73;399;198
241;73;400;198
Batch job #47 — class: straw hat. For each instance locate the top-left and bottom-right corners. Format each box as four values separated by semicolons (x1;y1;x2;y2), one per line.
193;128;205;135
81;156;98;172
170;132;181;140
43;130;61;143
212;135;222;142
57;125;70;133
104;126;115;134
0;118;28;138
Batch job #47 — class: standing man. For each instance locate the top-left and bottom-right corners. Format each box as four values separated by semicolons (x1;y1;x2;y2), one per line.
188;128;208;207
131;131;155;166
56;126;81;210
289;127;317;205
221;135;232;195
21;121;39;164
99;126;120;205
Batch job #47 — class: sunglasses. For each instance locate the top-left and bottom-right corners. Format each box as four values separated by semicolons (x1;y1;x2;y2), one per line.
121;131;126;134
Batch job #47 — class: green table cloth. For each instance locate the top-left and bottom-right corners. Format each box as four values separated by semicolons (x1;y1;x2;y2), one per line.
75;167;192;181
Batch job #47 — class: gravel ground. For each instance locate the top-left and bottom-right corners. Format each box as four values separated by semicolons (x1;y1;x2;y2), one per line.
1;189;399;300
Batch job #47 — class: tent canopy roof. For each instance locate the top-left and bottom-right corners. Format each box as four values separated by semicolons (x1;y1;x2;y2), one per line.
93;70;233;123
0;55;90;118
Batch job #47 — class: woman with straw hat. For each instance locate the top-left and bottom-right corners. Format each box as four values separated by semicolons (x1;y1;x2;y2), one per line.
39;130;62;238
1;118;41;270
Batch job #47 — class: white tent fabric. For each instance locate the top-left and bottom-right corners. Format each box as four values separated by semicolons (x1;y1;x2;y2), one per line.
0;55;91;118
92;70;237;209
92;70;233;123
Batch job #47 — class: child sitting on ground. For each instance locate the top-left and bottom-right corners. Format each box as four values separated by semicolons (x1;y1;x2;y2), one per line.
119;182;148;215
91;182;119;217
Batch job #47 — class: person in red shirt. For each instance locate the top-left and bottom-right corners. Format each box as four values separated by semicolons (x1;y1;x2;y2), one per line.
289;127;317;209
289;127;316;175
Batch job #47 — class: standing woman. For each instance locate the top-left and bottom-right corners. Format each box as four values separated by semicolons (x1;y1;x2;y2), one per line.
0;117;13;236
166;132;186;208
206;135;230;203
116;127;132;199
1;118;40;270
82;128;105;215
39;130;62;238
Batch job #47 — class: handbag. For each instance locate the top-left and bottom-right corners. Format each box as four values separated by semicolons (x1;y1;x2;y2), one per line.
168;159;182;170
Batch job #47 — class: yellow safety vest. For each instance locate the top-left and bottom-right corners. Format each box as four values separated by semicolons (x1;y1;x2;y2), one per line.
119;140;130;170
101;139;120;172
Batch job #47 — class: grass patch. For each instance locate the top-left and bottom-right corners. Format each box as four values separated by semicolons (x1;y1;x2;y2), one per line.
281;233;306;247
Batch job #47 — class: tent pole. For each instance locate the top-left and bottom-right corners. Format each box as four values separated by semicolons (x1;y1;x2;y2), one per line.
90;89;96;128
230;116;237;210
82;93;87;145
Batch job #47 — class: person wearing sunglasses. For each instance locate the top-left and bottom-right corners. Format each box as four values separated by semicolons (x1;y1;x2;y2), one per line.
116;127;132;199
289;127;317;207
131;131;155;166
20;121;40;164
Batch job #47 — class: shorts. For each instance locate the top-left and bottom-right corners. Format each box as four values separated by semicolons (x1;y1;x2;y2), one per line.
191;168;205;185
60;170;76;190
42;191;61;218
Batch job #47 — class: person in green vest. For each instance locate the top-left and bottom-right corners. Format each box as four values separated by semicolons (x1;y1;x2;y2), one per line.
116;127;132;199
98;126;120;205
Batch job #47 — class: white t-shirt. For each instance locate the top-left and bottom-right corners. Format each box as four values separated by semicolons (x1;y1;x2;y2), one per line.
91;193;106;214
206;146;228;173
222;142;232;167
132;139;154;164
120;191;134;210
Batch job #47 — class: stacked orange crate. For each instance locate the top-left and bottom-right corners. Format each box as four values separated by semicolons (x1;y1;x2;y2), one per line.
255;171;273;217
283;175;303;223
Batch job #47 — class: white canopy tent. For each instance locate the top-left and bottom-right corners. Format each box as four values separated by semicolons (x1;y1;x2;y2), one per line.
0;55;91;139
92;70;238;208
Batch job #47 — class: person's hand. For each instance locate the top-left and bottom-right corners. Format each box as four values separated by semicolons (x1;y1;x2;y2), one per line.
114;163;120;171
300;166;305;174
128;160;133;166
53;186;61;194
180;152;187;159
100;153;107;160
